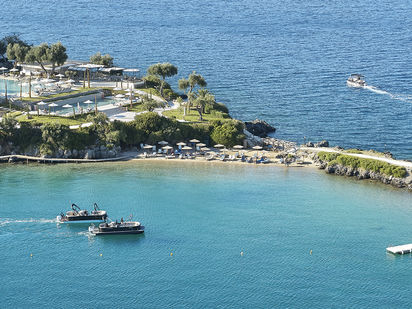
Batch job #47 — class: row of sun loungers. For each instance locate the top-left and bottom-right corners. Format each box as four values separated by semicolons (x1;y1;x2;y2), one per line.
139;150;270;163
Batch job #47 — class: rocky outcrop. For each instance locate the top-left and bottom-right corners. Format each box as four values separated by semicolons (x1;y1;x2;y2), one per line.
315;156;412;190
305;140;329;147
244;119;276;138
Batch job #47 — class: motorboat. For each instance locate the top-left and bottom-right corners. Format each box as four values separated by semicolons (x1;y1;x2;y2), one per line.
89;220;145;235
56;203;107;224
347;74;366;88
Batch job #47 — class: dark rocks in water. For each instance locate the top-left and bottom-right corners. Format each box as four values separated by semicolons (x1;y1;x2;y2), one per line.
305;140;329;147
314;140;329;147
244;119;276;138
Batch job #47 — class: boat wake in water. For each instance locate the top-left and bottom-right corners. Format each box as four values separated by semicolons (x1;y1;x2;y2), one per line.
0;218;56;227
363;85;412;103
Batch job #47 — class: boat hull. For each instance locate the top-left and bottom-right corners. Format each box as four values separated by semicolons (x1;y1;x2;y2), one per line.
346;80;366;88
56;216;106;224
90;229;145;235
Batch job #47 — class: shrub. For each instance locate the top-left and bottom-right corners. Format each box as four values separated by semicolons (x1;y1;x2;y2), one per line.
210;119;245;147
317;152;407;178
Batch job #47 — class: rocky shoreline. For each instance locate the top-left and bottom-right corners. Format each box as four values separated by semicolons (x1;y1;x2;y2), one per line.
314;155;412;191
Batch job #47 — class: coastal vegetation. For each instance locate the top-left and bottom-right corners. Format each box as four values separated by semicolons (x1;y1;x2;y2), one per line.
317;151;406;178
146;63;178;98
7;41;68;74
90;52;114;67
0;110;245;156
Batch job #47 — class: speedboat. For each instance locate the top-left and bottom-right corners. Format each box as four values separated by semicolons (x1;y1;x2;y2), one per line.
56;203;107;224
89;220;145;235
347;74;366;88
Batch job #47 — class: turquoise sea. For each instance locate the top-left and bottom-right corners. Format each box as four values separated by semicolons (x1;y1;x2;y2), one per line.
1;0;412;158
1;1;412;307
0;162;411;308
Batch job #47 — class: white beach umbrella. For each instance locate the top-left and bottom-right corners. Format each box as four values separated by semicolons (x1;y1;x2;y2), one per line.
56;74;65;78
233;145;244;149
182;146;192;151
196;143;206;147
10;68;19;72
115;94;125;99
143;144;154;149
37;101;47;106
200;147;211;151
0;67;7;71
84;100;93;104
48;102;58;113
41;78;55;83
189;139;200;143
214;144;224;148
252;145;263;150
63;104;75;116
158;141;169;145
176;142;186;146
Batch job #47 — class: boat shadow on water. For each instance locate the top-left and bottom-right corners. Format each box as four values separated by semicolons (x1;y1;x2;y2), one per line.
88;232;146;244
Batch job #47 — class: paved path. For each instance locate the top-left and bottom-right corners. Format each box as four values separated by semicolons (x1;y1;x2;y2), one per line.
300;147;412;169
0;154;135;163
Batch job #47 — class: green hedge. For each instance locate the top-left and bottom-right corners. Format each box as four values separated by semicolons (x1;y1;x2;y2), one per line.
318;152;407;178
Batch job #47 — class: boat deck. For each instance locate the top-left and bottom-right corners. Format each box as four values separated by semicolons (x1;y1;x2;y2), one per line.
386;244;412;255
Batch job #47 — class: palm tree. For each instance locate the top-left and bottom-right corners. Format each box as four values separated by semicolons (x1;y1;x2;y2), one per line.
194;89;215;120
178;71;207;116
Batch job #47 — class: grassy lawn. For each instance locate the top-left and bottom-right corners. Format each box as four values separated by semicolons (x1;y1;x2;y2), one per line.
127;103;149;113
163;107;229;122
15;113;90;126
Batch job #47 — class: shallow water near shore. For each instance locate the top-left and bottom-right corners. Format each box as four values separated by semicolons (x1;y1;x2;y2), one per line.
0;162;411;307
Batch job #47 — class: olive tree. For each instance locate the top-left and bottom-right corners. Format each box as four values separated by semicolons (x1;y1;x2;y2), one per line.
147;63;178;98
90;52;113;67
48;42;68;73
6;43;30;67
25;43;50;74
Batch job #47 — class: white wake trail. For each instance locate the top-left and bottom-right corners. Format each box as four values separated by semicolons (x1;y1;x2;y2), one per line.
364;85;390;95
364;85;412;103
0;218;56;227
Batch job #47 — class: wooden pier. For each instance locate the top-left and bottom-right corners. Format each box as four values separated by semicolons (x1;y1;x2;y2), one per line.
386;244;412;255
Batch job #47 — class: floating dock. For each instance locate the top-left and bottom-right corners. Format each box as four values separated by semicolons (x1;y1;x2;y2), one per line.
386;244;412;255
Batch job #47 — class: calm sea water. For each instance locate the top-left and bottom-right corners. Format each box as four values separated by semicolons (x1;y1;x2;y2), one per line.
0;162;411;308
1;0;411;159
